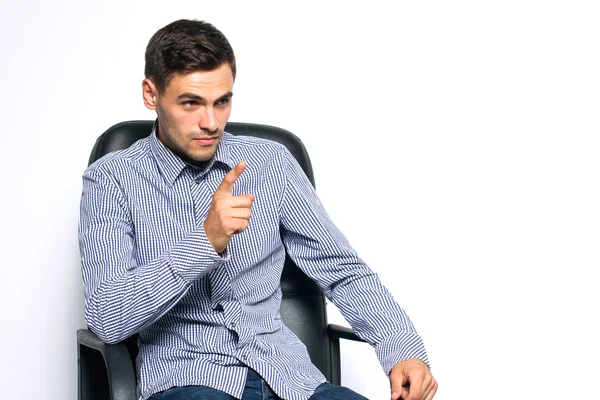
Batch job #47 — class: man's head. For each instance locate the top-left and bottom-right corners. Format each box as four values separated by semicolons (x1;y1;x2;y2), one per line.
142;19;236;166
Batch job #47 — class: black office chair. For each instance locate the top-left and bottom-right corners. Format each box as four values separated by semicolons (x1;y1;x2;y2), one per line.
77;121;366;400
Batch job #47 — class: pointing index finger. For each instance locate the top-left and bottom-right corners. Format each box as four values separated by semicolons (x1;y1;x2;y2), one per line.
216;160;246;195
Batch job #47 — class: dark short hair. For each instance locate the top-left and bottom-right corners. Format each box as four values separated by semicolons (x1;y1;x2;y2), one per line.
145;19;236;94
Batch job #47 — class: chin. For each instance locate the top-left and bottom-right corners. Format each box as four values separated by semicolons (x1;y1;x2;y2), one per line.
190;151;217;163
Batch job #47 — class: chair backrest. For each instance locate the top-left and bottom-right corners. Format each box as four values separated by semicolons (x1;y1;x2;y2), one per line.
89;121;335;381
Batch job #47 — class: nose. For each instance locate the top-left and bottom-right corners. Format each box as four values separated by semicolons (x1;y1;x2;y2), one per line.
199;106;218;133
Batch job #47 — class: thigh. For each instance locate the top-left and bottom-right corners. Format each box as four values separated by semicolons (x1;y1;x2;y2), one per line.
241;369;281;400
308;383;368;400
150;385;235;400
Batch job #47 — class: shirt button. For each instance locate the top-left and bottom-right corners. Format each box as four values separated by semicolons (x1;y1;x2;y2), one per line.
230;322;236;328
242;355;248;361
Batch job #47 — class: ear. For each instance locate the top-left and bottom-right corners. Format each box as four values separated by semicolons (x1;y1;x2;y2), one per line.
142;78;158;110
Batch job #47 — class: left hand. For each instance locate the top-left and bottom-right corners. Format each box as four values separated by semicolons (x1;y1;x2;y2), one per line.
389;358;438;400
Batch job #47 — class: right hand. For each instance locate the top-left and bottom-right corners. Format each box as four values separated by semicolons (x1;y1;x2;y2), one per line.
204;160;255;254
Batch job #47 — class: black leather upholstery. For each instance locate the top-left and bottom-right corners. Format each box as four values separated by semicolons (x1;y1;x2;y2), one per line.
77;121;364;400
88;121;315;185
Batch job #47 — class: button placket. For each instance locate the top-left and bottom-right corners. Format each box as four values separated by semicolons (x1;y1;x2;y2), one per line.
189;170;211;226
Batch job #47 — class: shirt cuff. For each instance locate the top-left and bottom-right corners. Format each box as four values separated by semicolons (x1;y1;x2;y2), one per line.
169;228;229;281
375;330;431;375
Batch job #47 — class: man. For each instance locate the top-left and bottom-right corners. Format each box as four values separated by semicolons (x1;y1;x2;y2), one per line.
79;19;437;400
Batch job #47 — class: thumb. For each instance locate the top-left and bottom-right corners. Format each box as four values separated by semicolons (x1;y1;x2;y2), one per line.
390;369;409;400
391;385;409;400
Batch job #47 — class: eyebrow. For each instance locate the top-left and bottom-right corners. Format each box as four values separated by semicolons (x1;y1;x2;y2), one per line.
177;92;233;102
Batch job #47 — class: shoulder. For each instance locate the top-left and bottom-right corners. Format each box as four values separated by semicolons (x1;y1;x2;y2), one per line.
221;132;292;170
223;132;288;156
85;137;152;178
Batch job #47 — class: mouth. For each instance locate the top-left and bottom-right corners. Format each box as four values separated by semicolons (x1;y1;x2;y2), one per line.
192;136;219;146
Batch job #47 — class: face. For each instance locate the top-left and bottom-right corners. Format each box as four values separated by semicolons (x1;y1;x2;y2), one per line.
142;63;234;165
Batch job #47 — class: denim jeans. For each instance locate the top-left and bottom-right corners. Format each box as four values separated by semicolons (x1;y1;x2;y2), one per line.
149;368;368;400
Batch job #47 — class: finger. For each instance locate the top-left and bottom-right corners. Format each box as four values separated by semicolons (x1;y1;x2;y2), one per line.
391;386;409;400
222;215;250;234
391;386;408;400
215;161;246;195
218;194;255;209
232;219;249;234
405;375;425;400
390;371;407;400
233;193;256;205
400;386;410;400
223;208;252;220
423;380;438;400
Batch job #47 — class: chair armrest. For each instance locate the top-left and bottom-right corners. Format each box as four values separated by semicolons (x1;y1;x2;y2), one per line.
77;329;137;400
327;324;366;343
78;328;110;351
325;324;367;385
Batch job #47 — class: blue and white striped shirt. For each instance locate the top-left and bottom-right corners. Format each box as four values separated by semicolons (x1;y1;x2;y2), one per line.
79;123;429;400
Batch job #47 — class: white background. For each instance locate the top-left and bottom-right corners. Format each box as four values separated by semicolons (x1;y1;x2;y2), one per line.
1;1;599;399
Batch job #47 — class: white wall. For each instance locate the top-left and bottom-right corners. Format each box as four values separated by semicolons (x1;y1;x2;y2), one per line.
1;1;599;399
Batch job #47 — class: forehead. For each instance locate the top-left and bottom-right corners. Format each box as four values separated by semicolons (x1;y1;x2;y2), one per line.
164;64;234;97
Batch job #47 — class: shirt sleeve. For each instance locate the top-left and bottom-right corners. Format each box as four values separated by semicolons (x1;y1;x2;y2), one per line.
277;149;430;375
79;166;227;344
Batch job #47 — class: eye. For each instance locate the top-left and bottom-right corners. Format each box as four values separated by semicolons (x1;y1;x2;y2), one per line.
183;100;198;109
215;97;230;107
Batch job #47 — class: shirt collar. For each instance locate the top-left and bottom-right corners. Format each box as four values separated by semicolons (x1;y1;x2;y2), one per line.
149;119;235;186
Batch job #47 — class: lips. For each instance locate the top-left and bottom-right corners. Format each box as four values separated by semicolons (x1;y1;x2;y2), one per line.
193;137;218;146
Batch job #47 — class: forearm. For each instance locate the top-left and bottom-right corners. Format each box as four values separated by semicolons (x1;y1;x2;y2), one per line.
301;252;430;373
325;263;430;373
84;257;184;344
83;227;226;344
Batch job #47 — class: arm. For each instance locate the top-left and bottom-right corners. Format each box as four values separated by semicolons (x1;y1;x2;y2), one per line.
277;149;429;374
79;166;226;344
